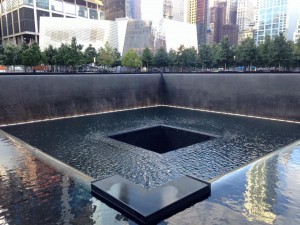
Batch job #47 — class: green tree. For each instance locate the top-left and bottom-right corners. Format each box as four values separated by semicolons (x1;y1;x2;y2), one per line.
272;33;292;70
3;45;22;71
84;44;97;65
256;35;274;69
122;49;142;72
210;44;222;69
154;47;169;71
111;48;122;68
294;38;300;68
181;47;198;71
43;45;58;72
141;47;154;69
55;43;69;72
66;37;84;71
97;42;117;69
0;45;7;65
235;37;257;70
22;42;42;71
168;49;178;72
176;45;186;71
198;44;214;69
219;37;234;70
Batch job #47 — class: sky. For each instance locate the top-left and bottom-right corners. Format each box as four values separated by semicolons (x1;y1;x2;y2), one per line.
140;0;164;21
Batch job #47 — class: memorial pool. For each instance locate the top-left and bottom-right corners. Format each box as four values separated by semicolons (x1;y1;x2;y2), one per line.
3;106;300;188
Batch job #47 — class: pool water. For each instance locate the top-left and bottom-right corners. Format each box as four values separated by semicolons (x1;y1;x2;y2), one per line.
3;106;300;189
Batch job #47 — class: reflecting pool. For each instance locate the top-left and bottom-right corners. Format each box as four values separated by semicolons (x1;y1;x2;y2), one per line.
3;106;300;188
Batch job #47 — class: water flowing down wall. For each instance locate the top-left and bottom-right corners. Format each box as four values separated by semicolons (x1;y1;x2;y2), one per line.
162;73;300;122
0;73;300;125
0;74;162;125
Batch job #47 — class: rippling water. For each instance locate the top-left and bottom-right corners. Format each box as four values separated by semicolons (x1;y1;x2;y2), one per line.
3;106;300;189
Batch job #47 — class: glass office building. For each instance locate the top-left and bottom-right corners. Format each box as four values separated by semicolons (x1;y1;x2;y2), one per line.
254;0;300;45
0;0;104;45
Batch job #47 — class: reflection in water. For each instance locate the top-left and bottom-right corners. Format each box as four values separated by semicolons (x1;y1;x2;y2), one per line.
244;156;278;224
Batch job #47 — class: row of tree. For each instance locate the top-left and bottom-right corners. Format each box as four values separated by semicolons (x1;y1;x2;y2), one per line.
1;33;300;72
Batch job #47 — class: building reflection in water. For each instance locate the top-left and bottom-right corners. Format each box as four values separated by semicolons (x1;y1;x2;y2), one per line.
243;147;300;224
243;155;279;224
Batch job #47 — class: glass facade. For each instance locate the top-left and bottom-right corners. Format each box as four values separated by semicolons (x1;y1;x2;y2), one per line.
0;0;104;45
255;0;288;44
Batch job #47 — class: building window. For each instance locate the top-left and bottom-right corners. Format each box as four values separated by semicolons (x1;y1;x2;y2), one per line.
36;0;49;9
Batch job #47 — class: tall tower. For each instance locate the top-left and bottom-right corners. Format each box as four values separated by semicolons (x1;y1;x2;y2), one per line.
196;0;208;45
237;0;255;31
171;0;185;22
104;0;140;20
188;0;197;24
226;0;237;24
163;0;173;19
254;0;300;45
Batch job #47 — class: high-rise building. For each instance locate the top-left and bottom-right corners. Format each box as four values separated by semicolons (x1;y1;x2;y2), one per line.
237;0;255;31
209;0;238;45
133;0;141;19
226;0;237;24
171;0;185;22
196;0;209;45
103;0;141;20
163;0;173;19
254;0;300;45
294;18;300;43
0;0;104;45
187;0;197;24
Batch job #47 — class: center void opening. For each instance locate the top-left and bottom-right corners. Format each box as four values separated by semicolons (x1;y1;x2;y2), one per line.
108;125;217;154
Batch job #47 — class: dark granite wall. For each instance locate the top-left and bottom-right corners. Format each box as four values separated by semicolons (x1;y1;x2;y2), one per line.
1;73;300;125
162;73;300;122
0;74;162;125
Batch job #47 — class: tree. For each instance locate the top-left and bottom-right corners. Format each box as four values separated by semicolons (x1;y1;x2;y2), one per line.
43;45;58;72
66;37;84;71
198;44;214;69
219;37;234;70
0;45;7;65
294;38;300;68
22;42;42;71
272;33;292;70
235;37;257;70
97;42;117;69
210;44;222;68
168;49;177;72
84;44;97;65
154;47;169;71
54;43;67;71
141;47;154;69
122;49;142;72
111;48;122;68
181;47;198;71
176;45;186;71
256;35;274;69
3;45;23;71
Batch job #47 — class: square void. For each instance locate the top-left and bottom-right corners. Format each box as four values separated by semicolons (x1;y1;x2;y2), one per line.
108;125;216;154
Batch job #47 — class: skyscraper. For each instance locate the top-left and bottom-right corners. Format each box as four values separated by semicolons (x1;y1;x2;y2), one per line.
171;0;185;22
163;0;173;19
104;0;141;20
187;0;197;24
209;0;238;45
0;0;104;45
226;0;237;24
237;0;255;31
196;0;208;45
254;0;300;45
